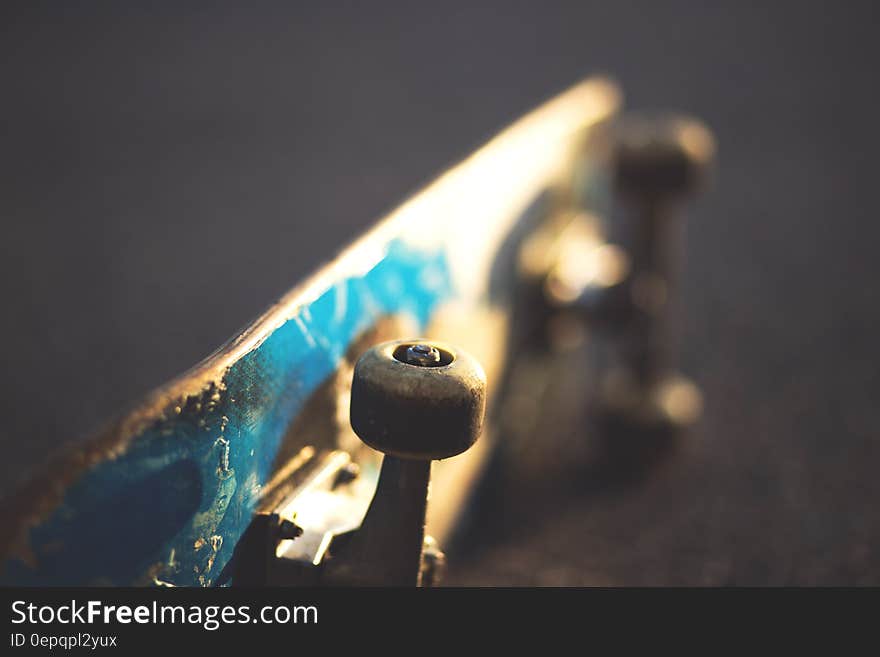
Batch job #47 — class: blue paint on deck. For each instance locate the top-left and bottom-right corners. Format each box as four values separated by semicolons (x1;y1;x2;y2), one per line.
3;239;454;585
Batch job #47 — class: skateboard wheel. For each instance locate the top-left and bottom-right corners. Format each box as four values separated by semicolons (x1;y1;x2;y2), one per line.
598;367;702;431
350;339;486;460
613;114;715;203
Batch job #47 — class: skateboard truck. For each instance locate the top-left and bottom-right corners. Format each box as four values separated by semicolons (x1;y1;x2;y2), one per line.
594;114;714;444
232;339;486;586
516;113;714;475
323;339;486;586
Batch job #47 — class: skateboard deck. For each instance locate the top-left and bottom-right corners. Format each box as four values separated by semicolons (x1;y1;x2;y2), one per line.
0;78;620;586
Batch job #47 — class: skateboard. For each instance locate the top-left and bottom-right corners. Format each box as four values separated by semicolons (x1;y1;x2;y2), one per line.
0;79;619;586
0;78;711;587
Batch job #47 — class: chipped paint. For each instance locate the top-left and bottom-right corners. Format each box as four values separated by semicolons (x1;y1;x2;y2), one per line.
1;239;455;585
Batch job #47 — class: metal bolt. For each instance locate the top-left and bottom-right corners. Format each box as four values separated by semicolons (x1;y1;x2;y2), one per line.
332;461;360;488
277;519;303;541
420;536;447;588
403;343;441;367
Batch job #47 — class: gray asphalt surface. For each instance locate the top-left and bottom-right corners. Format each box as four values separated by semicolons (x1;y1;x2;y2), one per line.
2;2;878;584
